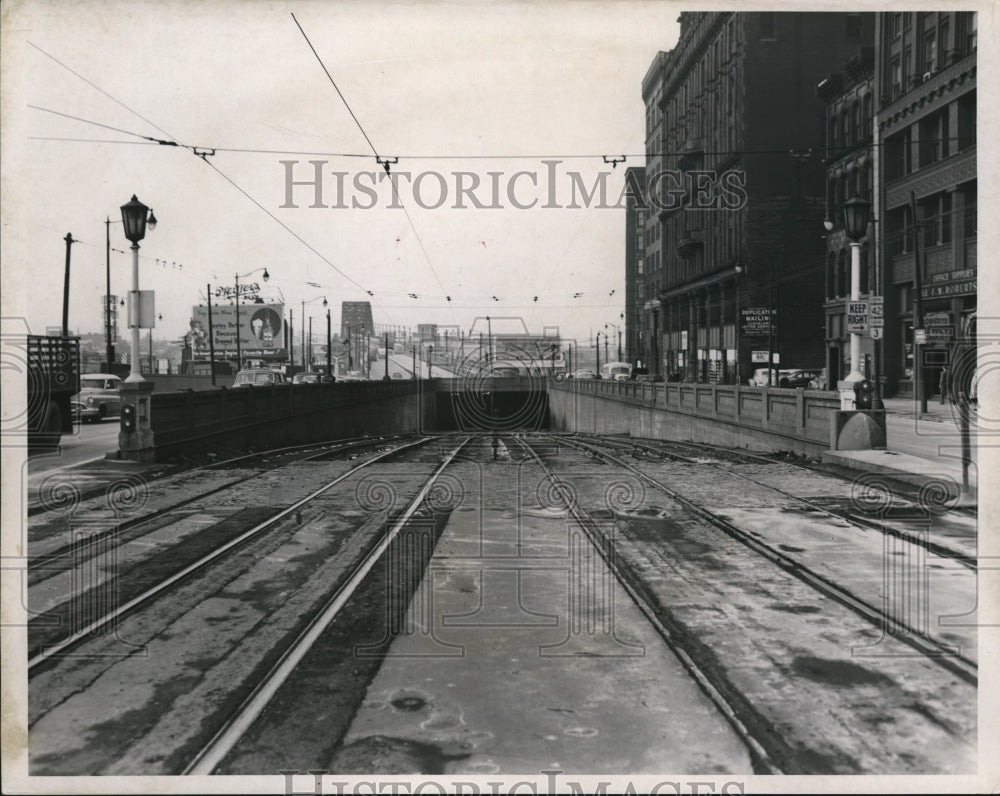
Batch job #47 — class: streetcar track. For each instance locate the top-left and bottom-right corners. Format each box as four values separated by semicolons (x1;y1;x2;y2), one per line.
551;434;977;684
27;435;407;580
581;435;976;569
27;436;435;671
514;435;780;775
183;436;471;774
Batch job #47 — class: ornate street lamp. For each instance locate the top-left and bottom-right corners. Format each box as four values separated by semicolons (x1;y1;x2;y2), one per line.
840;195;871;405
120;195;157;383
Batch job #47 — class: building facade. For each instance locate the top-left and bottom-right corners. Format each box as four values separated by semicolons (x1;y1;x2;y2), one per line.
623;166;647;368
818;48;876;388
875;11;977;397
639;12;873;383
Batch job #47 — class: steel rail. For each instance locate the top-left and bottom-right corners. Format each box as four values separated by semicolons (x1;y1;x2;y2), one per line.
515;435;782;776
558;434;977;685
183;437;470;774
27;436;434;671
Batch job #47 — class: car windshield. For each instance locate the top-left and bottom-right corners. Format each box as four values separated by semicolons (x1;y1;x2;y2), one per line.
80;378;111;389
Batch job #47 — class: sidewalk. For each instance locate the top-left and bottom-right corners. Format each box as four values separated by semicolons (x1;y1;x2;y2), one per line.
878;395;978;425
823;396;979;506
26;453;176;516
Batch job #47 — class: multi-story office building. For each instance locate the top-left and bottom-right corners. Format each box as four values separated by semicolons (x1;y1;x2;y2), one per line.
817;48;876;387
875;11;977;397
640;52;668;377
623;166;647;368
640;12;872;383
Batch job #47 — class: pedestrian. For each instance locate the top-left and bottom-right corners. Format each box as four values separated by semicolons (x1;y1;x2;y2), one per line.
939;366;949;404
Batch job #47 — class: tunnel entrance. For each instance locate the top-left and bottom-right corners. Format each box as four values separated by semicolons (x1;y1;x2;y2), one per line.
434;386;549;431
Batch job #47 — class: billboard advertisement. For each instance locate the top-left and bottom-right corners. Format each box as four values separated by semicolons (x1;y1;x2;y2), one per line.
187;303;285;358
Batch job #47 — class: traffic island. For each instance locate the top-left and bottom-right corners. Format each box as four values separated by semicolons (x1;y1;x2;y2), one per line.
828;409;886;451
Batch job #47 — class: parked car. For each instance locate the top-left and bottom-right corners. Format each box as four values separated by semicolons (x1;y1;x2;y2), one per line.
748;368;820;388
231;368;287;387
292;372;321;385
71;373;122;422
572;369;598;380
390;372;404;379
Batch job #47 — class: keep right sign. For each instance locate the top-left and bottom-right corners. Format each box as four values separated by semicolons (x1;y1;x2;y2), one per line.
846;300;869;333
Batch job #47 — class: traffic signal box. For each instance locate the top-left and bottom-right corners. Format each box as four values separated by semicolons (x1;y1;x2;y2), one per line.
854;379;876;410
120;403;136;433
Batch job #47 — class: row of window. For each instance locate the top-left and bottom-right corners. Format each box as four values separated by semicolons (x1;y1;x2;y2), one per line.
827;245;872;300
828;92;873;153
886;12;976;101
883;93;975;181
884;185;976;257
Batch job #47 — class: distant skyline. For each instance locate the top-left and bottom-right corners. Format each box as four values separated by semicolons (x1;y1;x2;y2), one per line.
2;0;682;347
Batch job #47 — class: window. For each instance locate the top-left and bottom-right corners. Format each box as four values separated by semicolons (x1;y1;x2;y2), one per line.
967;12;977;54
923;30;937;74
636;233;644;250
637;258;645;275
889;13;902;38
885;128;911;180
890;57;902;99
922;193;952;247
827;252;836;299
759;12;776;39
918;107;949;166
963;185;977;238
837;250;848;297
852;103;861;144
957;92;976;150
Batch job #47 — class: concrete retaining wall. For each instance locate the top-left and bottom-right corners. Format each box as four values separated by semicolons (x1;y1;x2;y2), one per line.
150;380;436;462
549;380;840;456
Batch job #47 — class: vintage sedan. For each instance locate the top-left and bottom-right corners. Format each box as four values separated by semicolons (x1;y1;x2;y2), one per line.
71;373;123;422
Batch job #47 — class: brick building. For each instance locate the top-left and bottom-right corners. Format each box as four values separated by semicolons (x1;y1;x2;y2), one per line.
639;12;873;383
623;166;647;368
817;47;876;387
875;11;977;397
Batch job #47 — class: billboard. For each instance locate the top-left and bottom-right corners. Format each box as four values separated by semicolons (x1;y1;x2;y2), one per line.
188;303;285;358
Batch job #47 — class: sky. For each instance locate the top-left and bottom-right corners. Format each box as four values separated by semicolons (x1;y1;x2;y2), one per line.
2;0;683;348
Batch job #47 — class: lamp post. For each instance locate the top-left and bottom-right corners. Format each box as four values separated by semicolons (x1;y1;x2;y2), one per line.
427;345;434;379
605;322;622;362
120;196;157;383
839;195;871;408
326;308;332;376
117;195;157;463
61;232;76;338
234;268;269;369
595;331;603;378
148;314;162;374
383;332;391;380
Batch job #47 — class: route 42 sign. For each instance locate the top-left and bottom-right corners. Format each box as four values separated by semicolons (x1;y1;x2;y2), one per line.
846;300;869;333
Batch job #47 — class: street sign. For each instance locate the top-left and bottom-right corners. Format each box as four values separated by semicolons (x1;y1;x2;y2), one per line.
870;327;883;340
846;300;869;333
869;297;884;327
752;350;768;363
914;328;927;345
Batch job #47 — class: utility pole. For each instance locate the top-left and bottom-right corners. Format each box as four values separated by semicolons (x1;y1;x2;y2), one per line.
910;192;927;413
105;218;114;368
62;233;75;337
